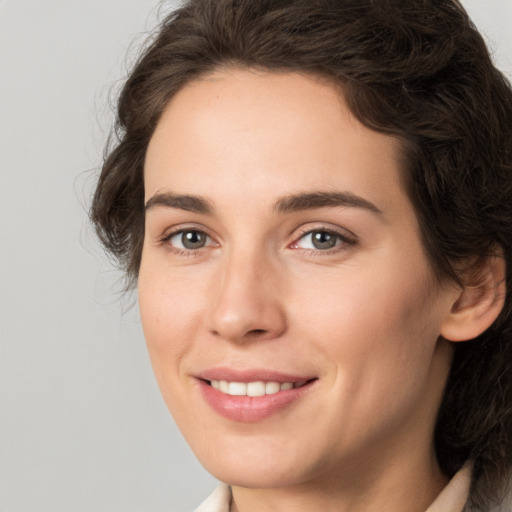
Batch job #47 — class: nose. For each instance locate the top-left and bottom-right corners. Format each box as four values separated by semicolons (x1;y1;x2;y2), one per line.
207;248;287;343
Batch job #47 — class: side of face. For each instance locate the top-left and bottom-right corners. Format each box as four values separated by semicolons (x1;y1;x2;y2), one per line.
138;69;461;488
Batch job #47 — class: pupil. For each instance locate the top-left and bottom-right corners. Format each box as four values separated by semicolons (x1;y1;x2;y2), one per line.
182;231;205;249
312;231;337;249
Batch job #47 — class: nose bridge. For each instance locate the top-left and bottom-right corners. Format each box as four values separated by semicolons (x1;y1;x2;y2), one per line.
208;242;286;342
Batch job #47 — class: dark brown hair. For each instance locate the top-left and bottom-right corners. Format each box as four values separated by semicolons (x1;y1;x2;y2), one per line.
91;0;512;508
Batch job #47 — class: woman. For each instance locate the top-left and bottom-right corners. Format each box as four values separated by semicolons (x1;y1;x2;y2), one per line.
91;1;512;510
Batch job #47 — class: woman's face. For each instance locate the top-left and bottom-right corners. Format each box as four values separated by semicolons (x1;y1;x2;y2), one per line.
139;69;456;488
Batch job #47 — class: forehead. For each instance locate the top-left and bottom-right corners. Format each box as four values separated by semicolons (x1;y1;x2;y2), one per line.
144;69;408;217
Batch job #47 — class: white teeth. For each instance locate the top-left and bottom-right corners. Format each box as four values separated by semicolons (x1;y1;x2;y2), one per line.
265;381;280;394
247;381;266;397
228;382;247;395
210;379;300;396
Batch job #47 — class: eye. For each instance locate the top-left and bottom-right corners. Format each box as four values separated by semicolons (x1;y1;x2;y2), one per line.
293;229;352;251
165;229;214;250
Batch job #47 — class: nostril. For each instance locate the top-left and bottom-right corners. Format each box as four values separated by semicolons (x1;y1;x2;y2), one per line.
246;329;267;337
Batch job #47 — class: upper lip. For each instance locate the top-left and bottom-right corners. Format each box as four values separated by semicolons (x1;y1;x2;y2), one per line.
196;367;316;383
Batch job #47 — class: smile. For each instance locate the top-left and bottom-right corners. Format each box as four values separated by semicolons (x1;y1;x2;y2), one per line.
197;371;317;422
209;380;308;396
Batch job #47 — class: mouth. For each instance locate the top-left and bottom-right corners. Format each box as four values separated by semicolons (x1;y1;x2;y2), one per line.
196;371;317;422
206;379;310;397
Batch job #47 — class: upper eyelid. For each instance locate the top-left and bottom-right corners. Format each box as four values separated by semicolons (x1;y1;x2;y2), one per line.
292;230;354;246
164;228;212;241
160;223;215;240
293;223;357;241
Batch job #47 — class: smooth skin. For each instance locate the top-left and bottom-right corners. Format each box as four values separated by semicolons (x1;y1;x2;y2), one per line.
139;69;505;512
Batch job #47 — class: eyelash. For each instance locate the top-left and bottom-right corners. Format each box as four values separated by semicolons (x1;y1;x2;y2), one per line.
290;226;357;256
159;226;356;257
159;227;216;257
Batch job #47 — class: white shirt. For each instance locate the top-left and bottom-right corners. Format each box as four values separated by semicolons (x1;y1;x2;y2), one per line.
194;463;473;512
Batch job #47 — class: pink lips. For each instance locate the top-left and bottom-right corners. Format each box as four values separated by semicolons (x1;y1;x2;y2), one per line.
195;368;317;423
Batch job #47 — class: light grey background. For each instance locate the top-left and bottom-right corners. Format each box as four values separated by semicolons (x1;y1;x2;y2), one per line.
1;1;511;511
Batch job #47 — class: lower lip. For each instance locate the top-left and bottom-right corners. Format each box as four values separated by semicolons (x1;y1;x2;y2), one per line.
197;379;315;422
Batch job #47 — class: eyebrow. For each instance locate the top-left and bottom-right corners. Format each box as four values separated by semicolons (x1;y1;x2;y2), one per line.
144;190;382;217
273;191;383;216
145;192;213;214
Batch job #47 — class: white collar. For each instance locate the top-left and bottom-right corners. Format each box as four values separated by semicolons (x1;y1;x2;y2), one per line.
426;462;472;512
194;483;231;512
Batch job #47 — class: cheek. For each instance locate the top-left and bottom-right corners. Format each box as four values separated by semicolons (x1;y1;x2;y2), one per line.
138;263;207;380
138;265;213;432
294;268;444;450
297;261;436;338
292;257;442;392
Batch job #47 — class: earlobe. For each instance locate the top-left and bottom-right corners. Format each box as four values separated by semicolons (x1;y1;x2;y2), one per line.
440;254;506;342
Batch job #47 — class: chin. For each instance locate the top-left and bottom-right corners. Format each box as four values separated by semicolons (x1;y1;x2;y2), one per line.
191;435;316;489
205;460;310;489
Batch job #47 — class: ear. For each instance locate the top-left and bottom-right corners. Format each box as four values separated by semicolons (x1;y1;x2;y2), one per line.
440;252;506;342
